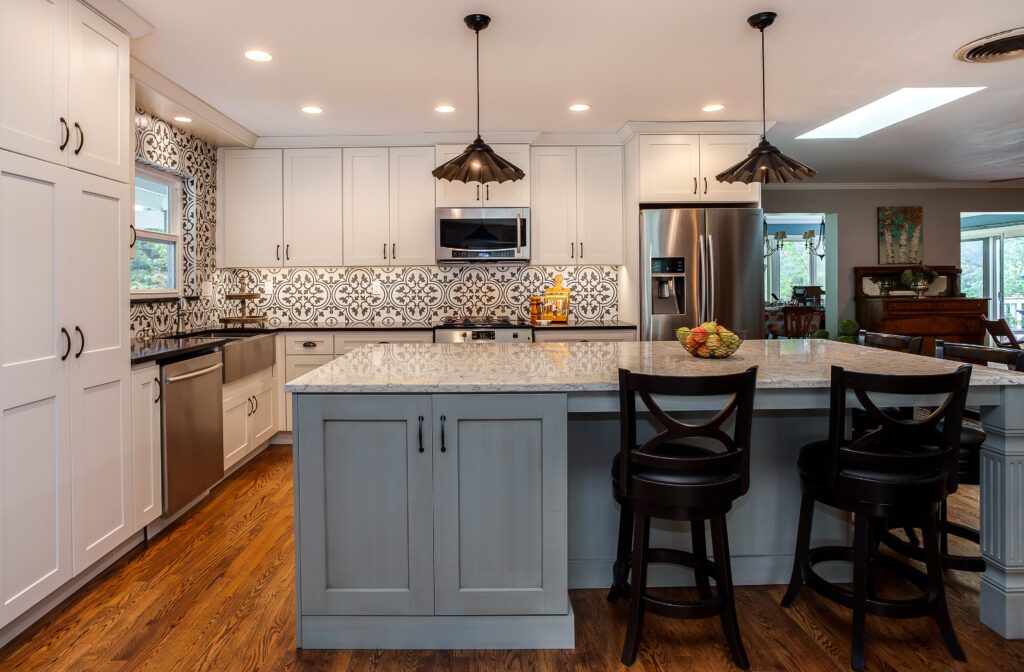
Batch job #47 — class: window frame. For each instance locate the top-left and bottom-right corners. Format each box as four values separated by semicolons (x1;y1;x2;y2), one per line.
131;164;183;299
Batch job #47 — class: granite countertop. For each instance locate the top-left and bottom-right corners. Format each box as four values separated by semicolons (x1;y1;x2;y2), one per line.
286;339;1024;394
131;335;232;365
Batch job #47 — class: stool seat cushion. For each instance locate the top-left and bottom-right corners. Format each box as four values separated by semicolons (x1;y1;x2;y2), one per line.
612;443;743;510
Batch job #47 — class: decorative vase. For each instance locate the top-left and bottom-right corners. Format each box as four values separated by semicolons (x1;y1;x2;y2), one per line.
912;280;930;299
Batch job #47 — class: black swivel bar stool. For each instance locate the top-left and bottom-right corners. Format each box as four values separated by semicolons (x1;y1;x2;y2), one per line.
781;364;973;672
609;366;758;668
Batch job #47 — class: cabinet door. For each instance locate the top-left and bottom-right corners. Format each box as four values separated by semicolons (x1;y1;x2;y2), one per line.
576;146;623;265
249;376;276;449
638;135;700;203
434;144;482;207
67;1;129;183
284;353;334;431
482;144;530;207
388;147;435;265
220;149;283;267
342;147;390;266
283;148;342;267
530;147;576;266
130;365;162;530
432;394;567;615
699;135;761;203
0;0;69;166
222;387;251;470
296;395;434;615
68;170;132;573
0;151;74;628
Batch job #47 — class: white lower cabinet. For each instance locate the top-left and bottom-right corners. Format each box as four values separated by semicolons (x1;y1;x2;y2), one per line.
532;328;637;343
295;393;567;617
130;365;162;530
222;368;276;471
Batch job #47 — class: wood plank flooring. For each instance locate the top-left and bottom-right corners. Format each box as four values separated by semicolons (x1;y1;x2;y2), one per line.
1;445;1022;671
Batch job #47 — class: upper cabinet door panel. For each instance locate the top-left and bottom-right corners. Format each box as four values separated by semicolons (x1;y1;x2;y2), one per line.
576;146;623;265
529;147;576;266
343;147;390;266
67;1;129;183
434;145;482;208
388;147;435;266
482;144;530;207
638;135;700;203
699;135;761;203
221;149;283;268
283;148;343;267
0;0;70;166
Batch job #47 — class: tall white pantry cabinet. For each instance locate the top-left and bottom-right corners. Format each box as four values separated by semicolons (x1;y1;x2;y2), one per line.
0;0;133;631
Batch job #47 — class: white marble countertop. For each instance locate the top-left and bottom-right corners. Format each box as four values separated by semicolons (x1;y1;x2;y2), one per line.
285;339;1024;394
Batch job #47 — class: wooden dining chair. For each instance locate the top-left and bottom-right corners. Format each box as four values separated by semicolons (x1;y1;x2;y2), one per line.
780;306;818;339
981;316;1022;349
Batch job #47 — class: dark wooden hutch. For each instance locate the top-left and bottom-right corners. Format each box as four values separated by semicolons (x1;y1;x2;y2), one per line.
853;265;988;355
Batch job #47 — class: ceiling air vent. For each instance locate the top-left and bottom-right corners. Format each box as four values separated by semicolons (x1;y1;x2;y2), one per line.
955;27;1024;62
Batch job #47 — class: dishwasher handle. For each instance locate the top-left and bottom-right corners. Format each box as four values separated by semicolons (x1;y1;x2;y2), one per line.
165;362;223;384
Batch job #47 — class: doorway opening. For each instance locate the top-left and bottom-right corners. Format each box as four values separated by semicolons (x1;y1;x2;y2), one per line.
960;212;1024;332
764;213;838;336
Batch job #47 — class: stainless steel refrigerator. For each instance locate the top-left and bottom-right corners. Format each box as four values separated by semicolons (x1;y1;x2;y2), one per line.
640;208;765;341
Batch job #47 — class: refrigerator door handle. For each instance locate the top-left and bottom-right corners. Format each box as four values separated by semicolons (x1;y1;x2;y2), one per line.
698;233;707;324
707;232;716;323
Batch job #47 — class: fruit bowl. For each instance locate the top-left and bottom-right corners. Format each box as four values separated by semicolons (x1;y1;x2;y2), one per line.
676;322;742;359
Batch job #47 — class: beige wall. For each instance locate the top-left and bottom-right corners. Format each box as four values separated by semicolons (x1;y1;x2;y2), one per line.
762;186;1024;324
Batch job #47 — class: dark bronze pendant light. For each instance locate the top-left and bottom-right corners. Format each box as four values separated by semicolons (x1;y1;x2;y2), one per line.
716;12;816;184
432;14;525;184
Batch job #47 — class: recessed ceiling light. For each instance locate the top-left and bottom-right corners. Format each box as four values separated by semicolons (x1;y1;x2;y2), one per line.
702;103;725;112
301;106;323;114
244;49;273;62
569;103;590;112
173;116;192;123
797;87;986;139
435;105;456;113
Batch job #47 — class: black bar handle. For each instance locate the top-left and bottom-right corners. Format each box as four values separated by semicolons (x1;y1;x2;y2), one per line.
579;241;583;259
693;177;697;194
154;377;162;403
486;184;490;201
59;117;70;151
418;415;424;453
476;184;480;201
61;327;71;361
129;224;137;248
73;122;83;155
440;415;447;453
392;243;396;260
253;394;258;414
383;243;387;259
276;244;281;261
74;326;84;358
704;177;708;195
247;397;253;416
285;244;290;260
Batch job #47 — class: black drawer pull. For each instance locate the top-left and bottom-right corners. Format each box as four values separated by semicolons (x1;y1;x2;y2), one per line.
440;415;447;453
418;415;424;453
302;341;317;348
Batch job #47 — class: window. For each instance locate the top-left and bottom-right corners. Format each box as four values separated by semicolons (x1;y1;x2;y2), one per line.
131;166;182;297
960;212;1024;331
764;215;827;303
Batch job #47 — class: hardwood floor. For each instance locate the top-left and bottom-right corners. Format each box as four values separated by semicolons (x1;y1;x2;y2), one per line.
1;444;1022;671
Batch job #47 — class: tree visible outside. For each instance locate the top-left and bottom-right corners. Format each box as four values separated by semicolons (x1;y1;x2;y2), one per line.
960;234;1024;329
130;239;175;291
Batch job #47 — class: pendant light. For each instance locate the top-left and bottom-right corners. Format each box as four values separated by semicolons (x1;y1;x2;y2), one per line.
432;14;525;184
716;12;816;184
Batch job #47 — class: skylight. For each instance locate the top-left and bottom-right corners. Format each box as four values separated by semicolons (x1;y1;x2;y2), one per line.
797;87;985;139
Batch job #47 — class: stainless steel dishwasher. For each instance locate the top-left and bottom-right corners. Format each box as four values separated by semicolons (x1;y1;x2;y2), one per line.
161;350;225;517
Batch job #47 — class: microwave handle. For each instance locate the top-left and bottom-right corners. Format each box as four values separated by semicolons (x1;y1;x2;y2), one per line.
516;213;521;253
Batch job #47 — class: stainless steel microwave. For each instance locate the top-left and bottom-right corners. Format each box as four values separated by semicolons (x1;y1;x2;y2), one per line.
435;207;530;263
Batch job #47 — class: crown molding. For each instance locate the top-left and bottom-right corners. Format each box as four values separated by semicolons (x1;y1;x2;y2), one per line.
616;120;772;143
763;181;1024;191
82;0;153;37
255;131;546;149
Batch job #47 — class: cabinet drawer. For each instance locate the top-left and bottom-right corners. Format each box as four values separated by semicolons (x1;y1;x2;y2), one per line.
882;300;987;316
285;332;334;355
335;330;433;355
533;328;636;343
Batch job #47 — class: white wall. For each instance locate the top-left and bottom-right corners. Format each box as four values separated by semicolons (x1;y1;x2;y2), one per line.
762;186;1024;324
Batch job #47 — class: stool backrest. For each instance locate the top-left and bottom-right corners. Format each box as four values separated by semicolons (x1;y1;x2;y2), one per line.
781;306;817;338
936;340;1024;371
617;367;758;498
857;329;923;354
826;364;972;490
981;316;1021;349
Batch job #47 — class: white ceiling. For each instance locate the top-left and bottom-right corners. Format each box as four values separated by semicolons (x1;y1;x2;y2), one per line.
124;0;1024;182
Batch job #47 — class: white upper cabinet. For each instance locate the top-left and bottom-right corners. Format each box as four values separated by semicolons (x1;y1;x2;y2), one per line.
388;146;435;265
530;147;577;266
699;135;761;202
0;0;70;166
638;135;700;202
283;148;343;267
343;147;390;266
530;146;623;267
220;148;283;268
576;146;623;265
434;143;530;208
0;0;129;183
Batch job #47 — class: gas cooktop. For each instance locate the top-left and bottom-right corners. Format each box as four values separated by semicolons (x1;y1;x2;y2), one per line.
435;315;531;329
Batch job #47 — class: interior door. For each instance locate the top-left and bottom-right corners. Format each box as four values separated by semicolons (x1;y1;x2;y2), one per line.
388;146;435;265
432;394;568;616
0;0;70;166
530;146;577;265
283;148;343;267
68;170;133;572
342;147;390;266
0;150;74;628
705;208;765;339
67;0;129;183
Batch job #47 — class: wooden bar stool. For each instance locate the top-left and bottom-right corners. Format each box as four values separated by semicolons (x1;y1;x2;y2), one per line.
852;330;923;439
608;366;758;668
781;364;973;672
779;306;818;338
981;315;1023;349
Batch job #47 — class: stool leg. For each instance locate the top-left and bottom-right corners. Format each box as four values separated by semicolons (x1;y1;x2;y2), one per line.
904;527;920;548
608;503;634;603
711;516;749;670
621;513;650;666
691;519;712;600
781;493;814;608
939;500;950;557
851;513;869;672
922;508;966;662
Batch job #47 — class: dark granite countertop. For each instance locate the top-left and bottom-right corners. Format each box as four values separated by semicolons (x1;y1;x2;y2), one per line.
131;336;233;366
